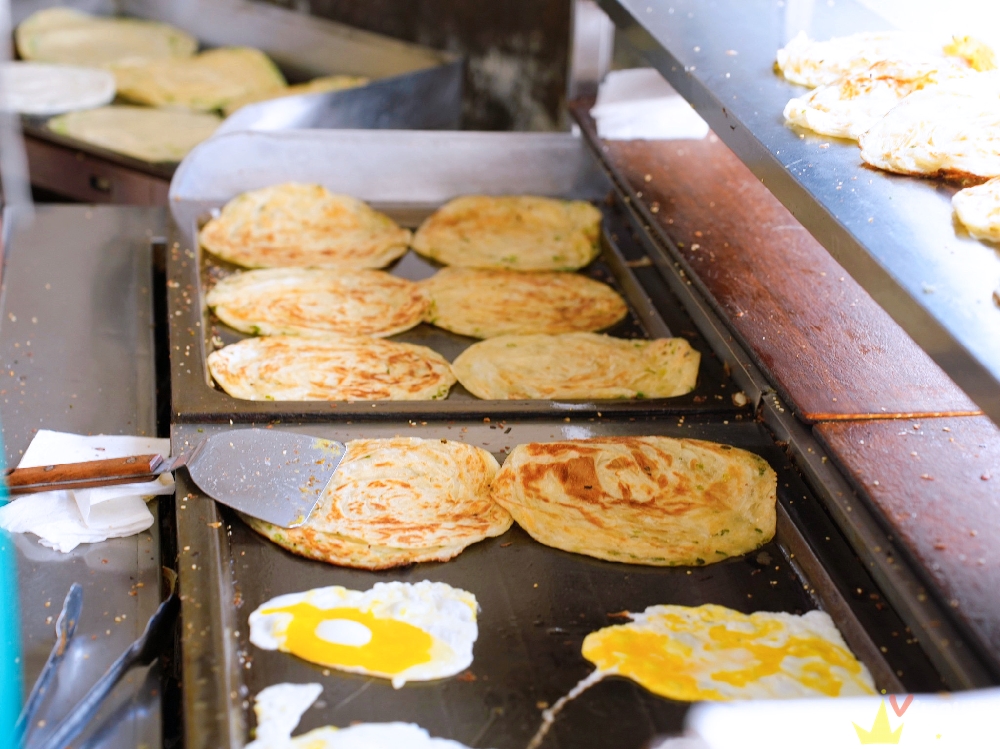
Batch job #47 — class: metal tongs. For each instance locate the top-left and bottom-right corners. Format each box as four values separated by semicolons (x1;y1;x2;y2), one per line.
18;569;179;749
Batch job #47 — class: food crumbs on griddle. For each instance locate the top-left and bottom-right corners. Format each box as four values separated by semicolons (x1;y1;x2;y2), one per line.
207;522;222;528
500;542;512;547
456;671;478;682
607;611;631;620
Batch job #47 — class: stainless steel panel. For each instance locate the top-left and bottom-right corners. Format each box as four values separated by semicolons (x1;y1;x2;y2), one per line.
597;0;1000;427
0;206;166;748
173;419;939;749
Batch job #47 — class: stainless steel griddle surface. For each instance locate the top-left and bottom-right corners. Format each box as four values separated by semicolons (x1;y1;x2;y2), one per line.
169;200;741;422
598;0;1000;426
0;206;166;749
173;419;943;749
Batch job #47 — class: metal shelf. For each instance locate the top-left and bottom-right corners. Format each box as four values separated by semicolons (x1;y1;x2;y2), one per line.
598;0;1000;426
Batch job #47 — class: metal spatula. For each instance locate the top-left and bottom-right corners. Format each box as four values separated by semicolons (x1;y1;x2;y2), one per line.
2;429;345;528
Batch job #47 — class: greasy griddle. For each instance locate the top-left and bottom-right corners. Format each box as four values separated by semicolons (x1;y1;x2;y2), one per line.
167;199;740;421
172;418;943;749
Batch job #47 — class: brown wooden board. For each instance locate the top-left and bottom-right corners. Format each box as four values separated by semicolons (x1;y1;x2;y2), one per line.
570;101;980;423
815;416;1000;668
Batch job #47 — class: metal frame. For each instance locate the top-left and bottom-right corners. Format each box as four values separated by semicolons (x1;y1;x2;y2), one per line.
576;127;1000;688
596;0;1000;427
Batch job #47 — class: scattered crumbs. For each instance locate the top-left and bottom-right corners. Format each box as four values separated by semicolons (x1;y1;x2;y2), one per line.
533;583;538;588
500;542;513;548
920;474;934;481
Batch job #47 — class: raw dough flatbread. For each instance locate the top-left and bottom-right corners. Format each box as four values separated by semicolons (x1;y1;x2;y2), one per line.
200;183;412;269
16;8;196;67
491;436;777;566
206;267;428;338
245;437;511;569
47;105;221;163
222;74;369;116
0;62;115;116
452;332;699;400
113;47;286;112
412;195;602;271
207;335;456;401
420;267;628;338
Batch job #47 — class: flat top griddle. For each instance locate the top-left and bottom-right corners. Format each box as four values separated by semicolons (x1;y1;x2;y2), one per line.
170;198;740;422
173;418;943;749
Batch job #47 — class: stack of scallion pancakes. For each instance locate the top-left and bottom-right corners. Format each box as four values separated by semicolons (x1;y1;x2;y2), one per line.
12;8;369;163
201;182;702;403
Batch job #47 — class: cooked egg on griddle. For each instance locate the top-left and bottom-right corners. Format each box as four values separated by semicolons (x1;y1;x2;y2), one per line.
582;603;876;700
246;682;477;749
248;581;478;688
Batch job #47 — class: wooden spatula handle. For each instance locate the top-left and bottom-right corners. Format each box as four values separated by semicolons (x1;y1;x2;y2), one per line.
4;454;166;495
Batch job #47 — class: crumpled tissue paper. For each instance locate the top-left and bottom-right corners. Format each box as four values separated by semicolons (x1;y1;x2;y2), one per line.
591;67;710;140
0;430;172;552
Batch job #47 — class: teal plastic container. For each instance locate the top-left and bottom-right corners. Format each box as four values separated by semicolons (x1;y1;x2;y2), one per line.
0;441;22;747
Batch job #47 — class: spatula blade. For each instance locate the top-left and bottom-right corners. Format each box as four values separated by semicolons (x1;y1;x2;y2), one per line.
186;430;345;528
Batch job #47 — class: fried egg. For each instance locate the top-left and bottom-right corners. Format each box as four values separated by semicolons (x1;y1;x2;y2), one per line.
859;71;1000;180
249;581;478;688
582;603;876;700
953;176;1000;241
246;682;475;749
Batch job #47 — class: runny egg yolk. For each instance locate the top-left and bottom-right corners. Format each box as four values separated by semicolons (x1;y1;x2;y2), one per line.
263;602;434;675
582;609;873;701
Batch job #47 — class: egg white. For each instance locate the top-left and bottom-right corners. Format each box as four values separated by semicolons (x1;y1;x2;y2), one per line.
249;580;478;688
246;682;477;749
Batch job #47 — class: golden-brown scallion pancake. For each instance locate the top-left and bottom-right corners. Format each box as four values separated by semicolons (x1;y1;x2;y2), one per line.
776;31;974;88
451;332;699;400
199;183;412;269
244;437;512;569
222;74;369;115
783;59;968;141
412;195;602;271
420;267;628;338
859;71;1000;180
16;8;196;67
953;177;1000;241
206;268;428;338
47;105;221;163
113;47;286;112
491;437;777;566
207;335;455;401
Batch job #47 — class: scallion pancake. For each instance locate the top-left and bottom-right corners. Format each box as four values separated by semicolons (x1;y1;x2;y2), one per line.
412;195;602;271
452;332;699;400
16;8;196;67
207;335;455;401
199;183;411;269
206;268;428;338
245;437;511;569
47;105;220;163
491;437;777;566
113;47;286;112
420;267;628;338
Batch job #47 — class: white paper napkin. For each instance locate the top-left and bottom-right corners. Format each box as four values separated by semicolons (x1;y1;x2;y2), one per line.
0;430;172;552
591;68;710;140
